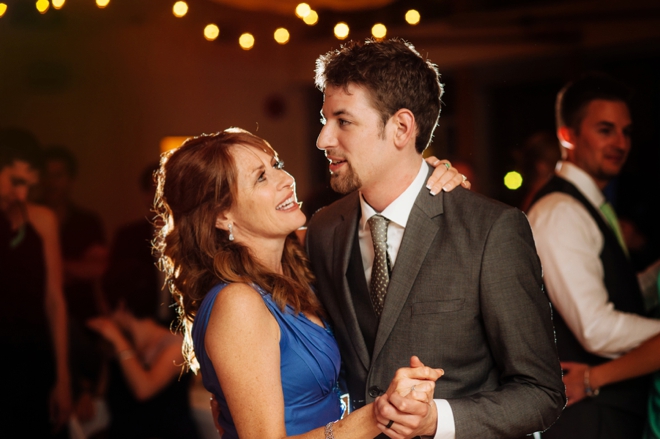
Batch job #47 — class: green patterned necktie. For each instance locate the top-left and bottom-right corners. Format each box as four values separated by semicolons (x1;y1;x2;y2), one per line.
368;214;390;317
599;201;629;257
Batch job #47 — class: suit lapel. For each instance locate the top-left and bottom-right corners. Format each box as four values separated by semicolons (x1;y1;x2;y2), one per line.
333;194;371;370
372;179;445;363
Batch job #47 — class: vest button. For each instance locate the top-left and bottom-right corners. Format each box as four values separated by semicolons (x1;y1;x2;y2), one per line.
368;386;383;398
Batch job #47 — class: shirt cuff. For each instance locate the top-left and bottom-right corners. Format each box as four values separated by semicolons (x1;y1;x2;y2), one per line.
432;399;455;439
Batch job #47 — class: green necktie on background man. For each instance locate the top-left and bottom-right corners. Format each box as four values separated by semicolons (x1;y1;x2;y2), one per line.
599;201;629;257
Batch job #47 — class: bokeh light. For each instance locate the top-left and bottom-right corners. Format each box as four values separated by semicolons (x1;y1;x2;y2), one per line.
504;171;523;190
371;23;387;39
405;9;421;25
303;10;318;25
239;33;255;50
173;1;188;18
0;3;8;17
96;0;110;9
204;24;220;41
295;3;310;18
334;22;349;40
36;0;49;14
52;0;65;10
274;28;290;44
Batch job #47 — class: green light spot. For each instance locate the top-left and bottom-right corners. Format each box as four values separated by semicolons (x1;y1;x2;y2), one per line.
504;171;523;190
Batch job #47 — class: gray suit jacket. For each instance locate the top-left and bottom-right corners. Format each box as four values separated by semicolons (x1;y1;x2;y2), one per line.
306;167;565;438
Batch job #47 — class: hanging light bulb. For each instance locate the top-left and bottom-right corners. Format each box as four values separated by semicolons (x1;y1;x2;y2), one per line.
295;3;310;18
52;0;65;10
96;0;110;9
303;10;318;25
173;1;188;18
274;28;290;45
334;22;349;40
36;0;49;14
0;3;6;17
371;23;386;39
405;9;420;25
239;33;255;50
204;24;220;41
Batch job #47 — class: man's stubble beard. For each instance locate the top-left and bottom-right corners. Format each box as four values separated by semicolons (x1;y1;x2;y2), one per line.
329;162;362;194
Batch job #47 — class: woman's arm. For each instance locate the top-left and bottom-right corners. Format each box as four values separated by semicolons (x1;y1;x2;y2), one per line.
562;331;660;405
206;283;441;439
29;204;72;430
86;317;183;401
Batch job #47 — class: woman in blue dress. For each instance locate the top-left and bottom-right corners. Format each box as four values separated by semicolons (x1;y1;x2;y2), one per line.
153;128;458;439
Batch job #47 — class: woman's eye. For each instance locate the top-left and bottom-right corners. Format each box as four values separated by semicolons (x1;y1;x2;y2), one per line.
274;160;285;170
257;172;266;182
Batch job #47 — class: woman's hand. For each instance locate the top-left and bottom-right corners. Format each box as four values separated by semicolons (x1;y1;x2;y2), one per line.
561;361;589;406
374;356;444;439
425;156;471;195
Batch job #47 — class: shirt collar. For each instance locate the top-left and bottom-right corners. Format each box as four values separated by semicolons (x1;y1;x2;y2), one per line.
556;161;606;207
359;160;427;230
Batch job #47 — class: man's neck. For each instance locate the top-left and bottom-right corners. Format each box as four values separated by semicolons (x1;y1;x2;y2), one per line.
360;158;423;213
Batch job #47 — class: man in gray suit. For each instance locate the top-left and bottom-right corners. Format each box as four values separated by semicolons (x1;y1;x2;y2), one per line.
306;39;565;439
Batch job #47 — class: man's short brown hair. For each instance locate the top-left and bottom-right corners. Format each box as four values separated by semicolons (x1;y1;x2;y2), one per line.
315;38;443;154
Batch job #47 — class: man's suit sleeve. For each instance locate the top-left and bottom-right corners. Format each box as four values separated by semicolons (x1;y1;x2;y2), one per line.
449;208;565;438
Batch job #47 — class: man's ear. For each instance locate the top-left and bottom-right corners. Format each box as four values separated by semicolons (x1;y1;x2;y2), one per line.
391;109;416;151
557;126;575;150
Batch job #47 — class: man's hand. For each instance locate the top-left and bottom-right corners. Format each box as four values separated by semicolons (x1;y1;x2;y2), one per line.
561;361;589;406
374;356;443;438
425;156;471;195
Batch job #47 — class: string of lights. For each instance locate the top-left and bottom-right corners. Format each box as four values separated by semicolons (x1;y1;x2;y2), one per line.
0;1;422;50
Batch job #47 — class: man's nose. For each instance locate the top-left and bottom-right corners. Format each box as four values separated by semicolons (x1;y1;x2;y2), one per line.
317;125;333;151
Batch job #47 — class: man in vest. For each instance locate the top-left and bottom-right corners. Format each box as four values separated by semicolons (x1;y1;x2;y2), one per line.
528;72;660;439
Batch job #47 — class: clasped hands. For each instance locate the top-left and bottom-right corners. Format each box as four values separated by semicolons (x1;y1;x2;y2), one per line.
374;356;444;439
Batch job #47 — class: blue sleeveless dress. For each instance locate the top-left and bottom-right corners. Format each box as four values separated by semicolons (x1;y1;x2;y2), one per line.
192;283;342;438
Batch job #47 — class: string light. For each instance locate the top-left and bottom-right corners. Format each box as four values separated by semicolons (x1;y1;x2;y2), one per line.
371;23;386;39
96;0;110;9
0;3;7;17
405;9;420;25
274;28;290;45
295;3;310;18
334;22;349;40
239;33;255;50
303;10;318;25
204;24;220;41
52;0;65;10
36;0;49;14
173;1;188;18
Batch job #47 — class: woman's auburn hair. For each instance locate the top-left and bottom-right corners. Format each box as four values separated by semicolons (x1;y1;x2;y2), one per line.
153;128;321;370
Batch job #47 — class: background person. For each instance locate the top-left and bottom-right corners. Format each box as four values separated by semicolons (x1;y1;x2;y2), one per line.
0;127;71;437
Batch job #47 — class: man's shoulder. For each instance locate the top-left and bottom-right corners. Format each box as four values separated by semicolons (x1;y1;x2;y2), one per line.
440;186;521;225
307;191;358;231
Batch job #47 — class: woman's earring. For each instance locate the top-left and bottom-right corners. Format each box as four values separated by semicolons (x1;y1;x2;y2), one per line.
228;223;234;241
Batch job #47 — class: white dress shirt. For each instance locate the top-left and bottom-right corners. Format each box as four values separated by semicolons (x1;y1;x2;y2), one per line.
358;160;455;439
528;161;660;358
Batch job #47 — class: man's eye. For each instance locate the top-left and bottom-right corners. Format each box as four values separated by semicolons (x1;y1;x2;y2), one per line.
339;119;349;126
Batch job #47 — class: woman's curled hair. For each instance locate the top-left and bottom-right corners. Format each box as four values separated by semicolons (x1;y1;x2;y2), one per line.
153;128;320;371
